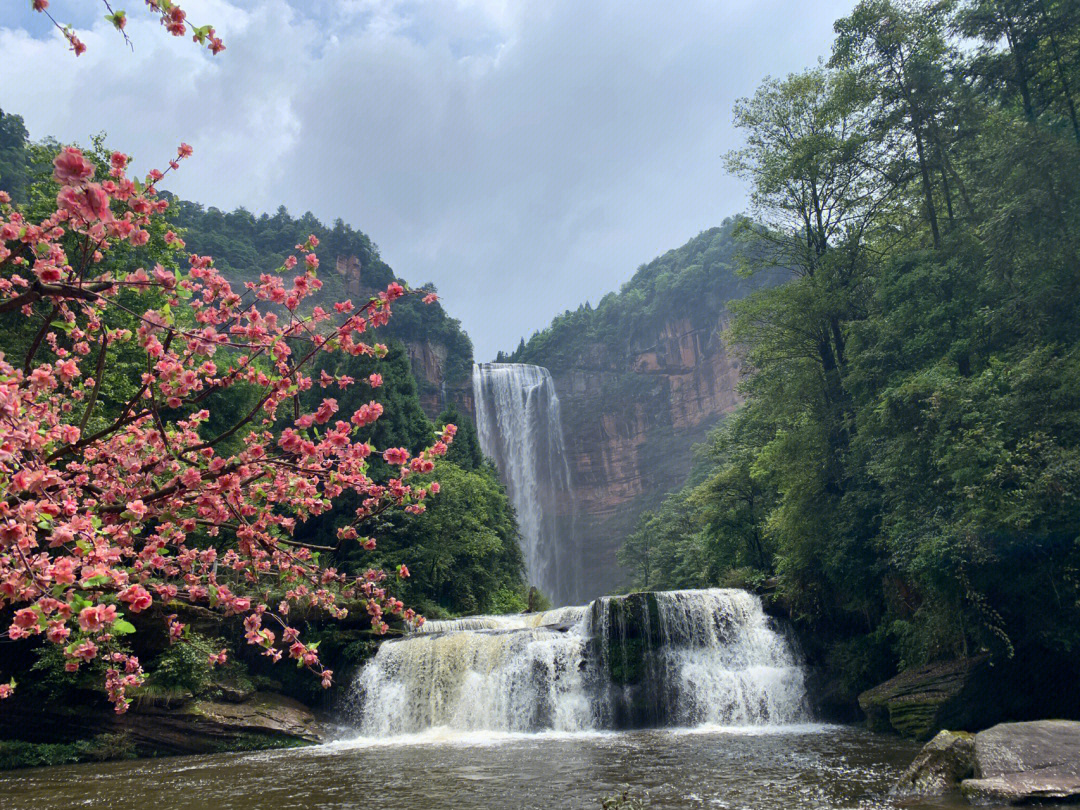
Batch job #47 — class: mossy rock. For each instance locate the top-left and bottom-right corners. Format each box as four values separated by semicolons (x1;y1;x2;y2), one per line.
858;655;997;740
601;592;662;686
892;730;975;796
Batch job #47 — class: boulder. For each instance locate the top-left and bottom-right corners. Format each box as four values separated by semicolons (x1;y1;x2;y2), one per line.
892;729;975;796
858;655;998;740
960;720;1080;805
0;692;329;761
117;693;330;754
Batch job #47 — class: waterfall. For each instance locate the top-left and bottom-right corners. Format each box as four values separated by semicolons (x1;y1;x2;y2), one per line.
348;589;808;736
472;363;578;605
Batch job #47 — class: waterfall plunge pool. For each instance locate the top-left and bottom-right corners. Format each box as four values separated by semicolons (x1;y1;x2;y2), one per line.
0;724;983;810
0;590;994;809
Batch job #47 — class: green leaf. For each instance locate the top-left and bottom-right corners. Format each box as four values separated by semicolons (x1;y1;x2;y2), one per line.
111;619;136;636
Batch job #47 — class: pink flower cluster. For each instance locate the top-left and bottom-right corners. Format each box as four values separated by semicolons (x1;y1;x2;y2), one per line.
32;0;225;57
0;144;451;710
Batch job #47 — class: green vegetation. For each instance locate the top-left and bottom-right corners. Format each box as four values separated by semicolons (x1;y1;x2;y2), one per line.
0;734;136;771
620;0;1080;708
0;111;529;739
168;199;474;390
507;219;785;369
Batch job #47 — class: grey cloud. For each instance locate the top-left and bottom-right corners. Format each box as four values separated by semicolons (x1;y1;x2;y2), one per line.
2;0;856;358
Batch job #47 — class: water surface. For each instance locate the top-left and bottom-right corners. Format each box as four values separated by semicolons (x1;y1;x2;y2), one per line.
0;725;994;810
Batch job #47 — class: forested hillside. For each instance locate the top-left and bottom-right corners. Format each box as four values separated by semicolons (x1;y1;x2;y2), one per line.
0;110;528;741
619;0;1080;719
504;221;785;598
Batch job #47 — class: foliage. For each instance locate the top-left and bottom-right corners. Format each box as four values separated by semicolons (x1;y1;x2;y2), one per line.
0;140;457;713
622;0;1080;701
0;732;135;770
361;459;525;616
0;109;31;203
168;201;474;387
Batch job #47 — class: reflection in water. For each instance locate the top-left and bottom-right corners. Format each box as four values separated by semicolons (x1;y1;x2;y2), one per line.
0;725;986;810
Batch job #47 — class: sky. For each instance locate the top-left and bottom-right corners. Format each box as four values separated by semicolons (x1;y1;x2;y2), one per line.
1;0;856;360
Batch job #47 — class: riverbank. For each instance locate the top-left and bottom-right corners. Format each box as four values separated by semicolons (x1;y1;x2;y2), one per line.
0;692;328;770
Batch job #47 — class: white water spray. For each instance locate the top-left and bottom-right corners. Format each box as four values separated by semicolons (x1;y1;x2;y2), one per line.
349;589;808;736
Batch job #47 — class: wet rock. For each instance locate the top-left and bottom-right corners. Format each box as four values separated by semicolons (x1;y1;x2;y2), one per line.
206;678;256;704
858;656;997;740
892;729;975;796
960;720;1080;805
117;693;328;754
0;692;328;761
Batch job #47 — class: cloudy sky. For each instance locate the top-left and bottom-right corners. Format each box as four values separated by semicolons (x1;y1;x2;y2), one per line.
2;0;854;359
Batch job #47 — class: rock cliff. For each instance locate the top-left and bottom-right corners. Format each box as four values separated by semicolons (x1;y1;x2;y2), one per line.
506;220;785;598
550;313;744;597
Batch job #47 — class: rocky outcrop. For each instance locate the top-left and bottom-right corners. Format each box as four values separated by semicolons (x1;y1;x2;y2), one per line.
961;720;1080;805
117;693;329;754
403;339;473;420
892;730;975;796
858;656;998;740
0;691;329;764
892;721;1080;805
551;314;743;598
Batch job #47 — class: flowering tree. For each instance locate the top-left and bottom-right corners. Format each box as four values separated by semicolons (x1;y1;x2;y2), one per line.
31;0;225;56
0;144;453;711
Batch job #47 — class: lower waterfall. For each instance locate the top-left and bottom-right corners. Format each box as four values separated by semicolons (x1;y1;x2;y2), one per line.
348;589;807;736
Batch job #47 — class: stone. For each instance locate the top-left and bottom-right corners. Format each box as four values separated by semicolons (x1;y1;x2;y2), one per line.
0;692;329;760
207;678;256;704
857;655;997;740
961;773;1080;805
116;693;329;754
960;720;1080;805
891;729;975;796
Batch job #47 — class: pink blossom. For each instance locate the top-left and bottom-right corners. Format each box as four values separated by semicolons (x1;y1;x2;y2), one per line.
53;147;94;185
118;584;152;613
383;447;409;466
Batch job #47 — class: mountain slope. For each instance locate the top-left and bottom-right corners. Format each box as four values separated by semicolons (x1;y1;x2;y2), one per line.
507;218;785;597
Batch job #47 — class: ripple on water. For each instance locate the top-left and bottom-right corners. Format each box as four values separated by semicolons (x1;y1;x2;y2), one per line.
0;725;990;810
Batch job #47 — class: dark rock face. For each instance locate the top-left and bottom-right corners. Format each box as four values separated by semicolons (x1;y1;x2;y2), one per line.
858;656;999;740
0;692;328;763
593;592;666;728
117;694;328;754
404;339;474;419
892;730;975;796
961;720;1080;805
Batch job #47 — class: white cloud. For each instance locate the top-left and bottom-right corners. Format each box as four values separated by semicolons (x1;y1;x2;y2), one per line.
1;0;856;358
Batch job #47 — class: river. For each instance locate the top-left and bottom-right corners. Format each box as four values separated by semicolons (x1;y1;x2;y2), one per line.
0;724;991;810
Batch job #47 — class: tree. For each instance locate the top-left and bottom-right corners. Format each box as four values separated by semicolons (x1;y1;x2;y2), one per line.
0;143;454;710
0;110;30;203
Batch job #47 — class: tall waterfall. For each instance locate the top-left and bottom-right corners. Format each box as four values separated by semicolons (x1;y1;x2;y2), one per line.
472;363;578;605
348;589;808;736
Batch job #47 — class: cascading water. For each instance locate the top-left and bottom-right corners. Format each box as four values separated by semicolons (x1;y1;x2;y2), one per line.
348;589;808;736
472;363;578;605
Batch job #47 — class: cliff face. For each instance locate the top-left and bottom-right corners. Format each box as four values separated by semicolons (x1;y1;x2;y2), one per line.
507;221;784;600
552;313;743;598
403;339;474;419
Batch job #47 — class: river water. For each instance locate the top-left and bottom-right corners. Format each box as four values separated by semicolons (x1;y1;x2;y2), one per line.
0;724;984;810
